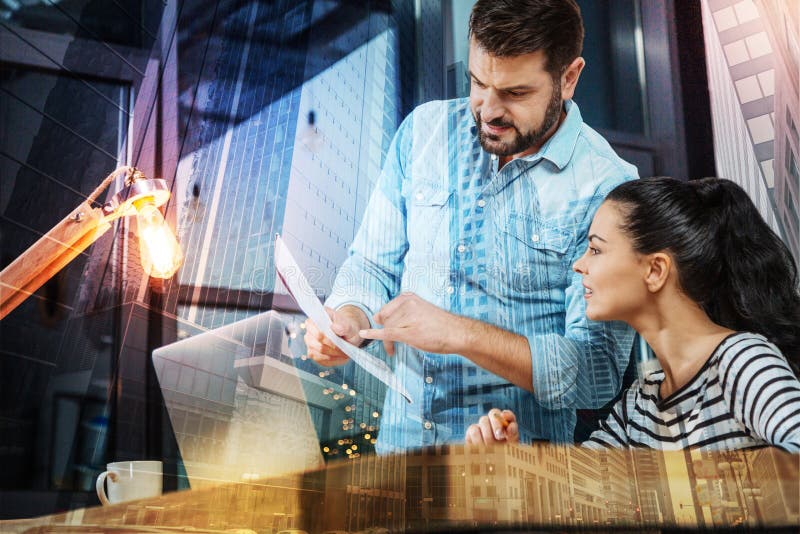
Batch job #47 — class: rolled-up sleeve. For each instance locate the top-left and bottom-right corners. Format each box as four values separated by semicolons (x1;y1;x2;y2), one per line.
527;313;633;410
527;179;636;411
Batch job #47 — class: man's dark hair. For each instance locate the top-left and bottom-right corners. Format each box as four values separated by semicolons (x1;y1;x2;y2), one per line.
469;0;584;76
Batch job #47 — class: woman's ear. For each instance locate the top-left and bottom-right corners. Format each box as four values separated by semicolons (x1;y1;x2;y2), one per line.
644;253;672;293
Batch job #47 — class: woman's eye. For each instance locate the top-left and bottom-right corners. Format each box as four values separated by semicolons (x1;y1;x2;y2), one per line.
589;247;600;255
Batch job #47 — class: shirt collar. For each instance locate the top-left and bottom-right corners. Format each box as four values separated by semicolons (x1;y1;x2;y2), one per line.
517;99;582;171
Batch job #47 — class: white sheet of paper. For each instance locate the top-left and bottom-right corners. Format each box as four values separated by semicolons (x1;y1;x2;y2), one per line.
274;234;412;403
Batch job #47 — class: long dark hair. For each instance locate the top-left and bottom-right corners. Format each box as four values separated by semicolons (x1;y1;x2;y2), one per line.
606;177;800;369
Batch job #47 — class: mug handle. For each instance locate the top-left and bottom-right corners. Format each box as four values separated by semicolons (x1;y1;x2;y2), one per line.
95;471;118;506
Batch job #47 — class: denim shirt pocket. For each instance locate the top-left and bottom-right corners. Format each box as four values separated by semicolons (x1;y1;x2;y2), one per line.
498;211;573;293
403;180;452;255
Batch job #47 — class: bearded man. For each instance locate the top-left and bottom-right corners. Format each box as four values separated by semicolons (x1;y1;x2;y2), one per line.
305;0;638;451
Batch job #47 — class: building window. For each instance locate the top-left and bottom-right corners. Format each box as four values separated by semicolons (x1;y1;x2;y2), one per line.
735;75;764;103
745;32;772;59
734;1;760;24
713;6;738;31
747;114;775;144
724;39;751;66
573;0;647;134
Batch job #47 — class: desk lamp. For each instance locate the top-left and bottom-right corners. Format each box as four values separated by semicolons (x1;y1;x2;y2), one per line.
0;166;183;320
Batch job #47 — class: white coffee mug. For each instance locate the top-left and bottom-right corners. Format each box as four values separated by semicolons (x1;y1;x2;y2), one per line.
95;460;163;506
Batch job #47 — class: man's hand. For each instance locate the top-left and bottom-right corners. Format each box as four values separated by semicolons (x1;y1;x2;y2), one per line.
465;408;519;445
358;292;465;356
304;305;370;367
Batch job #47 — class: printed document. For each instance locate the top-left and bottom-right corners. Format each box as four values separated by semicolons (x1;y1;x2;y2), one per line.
274;234;412;403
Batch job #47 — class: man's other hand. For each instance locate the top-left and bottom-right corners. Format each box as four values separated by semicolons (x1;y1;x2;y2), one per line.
304;305;369;367
358;292;464;356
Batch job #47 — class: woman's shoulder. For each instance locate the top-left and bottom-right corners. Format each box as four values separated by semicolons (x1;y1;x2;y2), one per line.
714;331;788;380
715;332;780;357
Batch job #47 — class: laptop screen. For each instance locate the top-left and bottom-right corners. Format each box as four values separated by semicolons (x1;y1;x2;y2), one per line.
152;310;381;487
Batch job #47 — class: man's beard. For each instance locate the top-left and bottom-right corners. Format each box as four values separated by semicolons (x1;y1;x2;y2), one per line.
474;79;563;157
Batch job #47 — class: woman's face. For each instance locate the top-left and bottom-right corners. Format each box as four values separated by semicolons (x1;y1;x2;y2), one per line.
572;201;651;323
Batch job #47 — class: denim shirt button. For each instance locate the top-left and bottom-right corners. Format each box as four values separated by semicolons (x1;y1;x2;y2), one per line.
477;199;486;208
425;376;433;384
446;286;455;294
531;233;540;243
457;244;466;253
423;420;433;430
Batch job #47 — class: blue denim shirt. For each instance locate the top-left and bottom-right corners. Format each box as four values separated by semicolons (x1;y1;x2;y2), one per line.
326;98;637;451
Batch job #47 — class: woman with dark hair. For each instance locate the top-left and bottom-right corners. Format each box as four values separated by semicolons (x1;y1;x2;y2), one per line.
467;177;800;451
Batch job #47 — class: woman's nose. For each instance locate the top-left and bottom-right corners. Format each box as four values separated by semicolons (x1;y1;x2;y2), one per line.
573;253;586;274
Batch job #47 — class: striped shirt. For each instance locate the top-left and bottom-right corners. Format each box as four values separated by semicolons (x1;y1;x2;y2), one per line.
584;332;800;452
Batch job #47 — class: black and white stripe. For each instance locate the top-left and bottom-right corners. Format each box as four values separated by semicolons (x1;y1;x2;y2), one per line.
583;333;800;452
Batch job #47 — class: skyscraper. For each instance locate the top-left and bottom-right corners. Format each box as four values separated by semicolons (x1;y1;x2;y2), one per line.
701;0;799;260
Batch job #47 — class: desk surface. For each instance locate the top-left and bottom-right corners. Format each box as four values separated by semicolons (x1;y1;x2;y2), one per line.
3;444;798;533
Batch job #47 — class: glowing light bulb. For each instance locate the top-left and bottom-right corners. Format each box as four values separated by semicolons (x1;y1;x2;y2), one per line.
136;202;183;278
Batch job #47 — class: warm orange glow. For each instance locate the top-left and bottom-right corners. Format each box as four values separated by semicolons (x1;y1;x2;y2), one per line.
136;202;183;278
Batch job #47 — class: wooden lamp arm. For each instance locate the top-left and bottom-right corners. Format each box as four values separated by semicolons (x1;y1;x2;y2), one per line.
0;166;133;320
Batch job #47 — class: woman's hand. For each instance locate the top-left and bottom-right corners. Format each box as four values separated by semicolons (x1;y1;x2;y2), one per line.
465;408;519;445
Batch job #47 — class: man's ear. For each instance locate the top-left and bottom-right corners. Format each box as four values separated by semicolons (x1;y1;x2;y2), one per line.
560;57;585;101
645;253;672;293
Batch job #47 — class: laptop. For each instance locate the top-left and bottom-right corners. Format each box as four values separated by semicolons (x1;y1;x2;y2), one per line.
152;310;376;487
